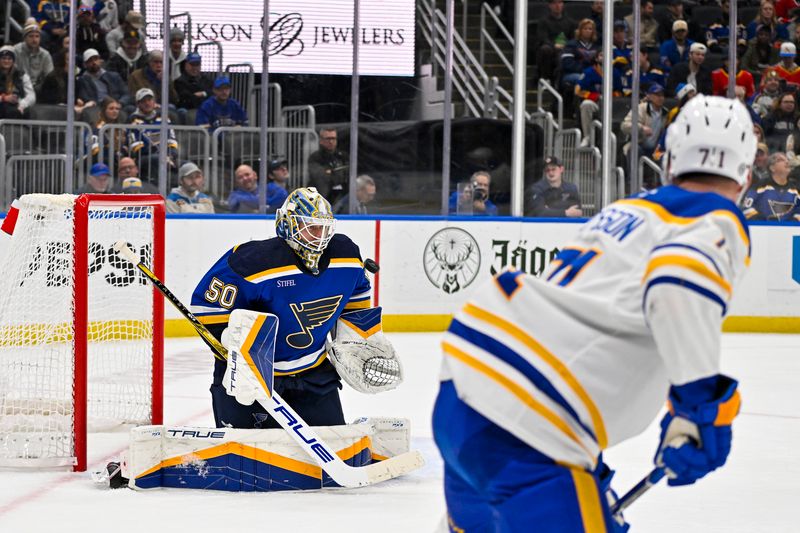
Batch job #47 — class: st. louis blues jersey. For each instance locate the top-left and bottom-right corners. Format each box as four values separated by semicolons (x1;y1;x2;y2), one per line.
441;185;750;470
191;234;371;382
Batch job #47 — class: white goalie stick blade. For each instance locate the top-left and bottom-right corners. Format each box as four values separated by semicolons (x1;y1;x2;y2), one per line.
253;392;424;487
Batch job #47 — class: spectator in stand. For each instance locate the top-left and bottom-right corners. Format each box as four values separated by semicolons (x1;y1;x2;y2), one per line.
167;162;215;214
77;48;130;108
711;57;755;98
742;24;781;77
196;76;248;131
128;87;179;182
628;47;667;96
526;156;582;218
784;115;800;164
266;157;291;212
128;50;178;106
666;43;713;96
168;27;187;81
742;151;800;220
308;128;349;205
75;5;109;60
227;163;260;213
621;83;669;164
752;143;772;181
533;0;577;83
92;0;119;33
611;20;632;65
735;85;763;125
333;174;377;215
14;21;53;94
773;42;800;86
588;1;604;39
106;29;147;83
118;176;160;194
36;0;70;52
776;0;800;19
660;20;694;70
38;50;89;112
76;163;113;193
656;0;701;44
88;96;127;162
449;171;497;216
576;51;627;144
754;123;767;145
117;156;140;181
559;19;600;93
746;0;789;41
175;53;212;109
753;68;784;117
762;91;798;151
0;46;35;119
705;0;747;55
625;1;659;52
107;10;146;57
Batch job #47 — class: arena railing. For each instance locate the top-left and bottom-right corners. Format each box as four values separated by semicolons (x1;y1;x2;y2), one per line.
193;41;223;77
249;83;283;128
225;63;256;121
4;154;68;207
574;146;602;217
0;119;92;186
638;155;662;193
96;123;211;186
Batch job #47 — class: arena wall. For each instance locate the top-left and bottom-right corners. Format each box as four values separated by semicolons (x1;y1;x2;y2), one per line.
1;214;798;334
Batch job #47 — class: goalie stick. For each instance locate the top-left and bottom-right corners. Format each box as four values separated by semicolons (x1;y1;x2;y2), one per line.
112;241;424;488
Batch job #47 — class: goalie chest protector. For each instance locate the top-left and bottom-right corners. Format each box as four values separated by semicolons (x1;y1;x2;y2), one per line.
192;235;371;378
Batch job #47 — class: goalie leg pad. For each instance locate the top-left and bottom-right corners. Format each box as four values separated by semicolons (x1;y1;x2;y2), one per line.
125;422;396;491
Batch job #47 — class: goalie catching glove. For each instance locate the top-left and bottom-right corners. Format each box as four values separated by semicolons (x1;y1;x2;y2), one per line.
326;307;403;394
221;310;279;406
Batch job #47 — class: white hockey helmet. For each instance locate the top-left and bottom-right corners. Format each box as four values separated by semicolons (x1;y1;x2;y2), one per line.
662;94;756;187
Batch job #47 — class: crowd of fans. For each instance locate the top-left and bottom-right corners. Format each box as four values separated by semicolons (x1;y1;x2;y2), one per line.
4;1;800;220
493;0;800;221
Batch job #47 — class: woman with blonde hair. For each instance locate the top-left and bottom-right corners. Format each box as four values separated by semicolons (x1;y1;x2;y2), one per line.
745;0;789;40
559;19;600;93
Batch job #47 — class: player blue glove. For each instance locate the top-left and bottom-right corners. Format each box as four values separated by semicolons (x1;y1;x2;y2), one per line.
595;459;630;533
655;374;741;486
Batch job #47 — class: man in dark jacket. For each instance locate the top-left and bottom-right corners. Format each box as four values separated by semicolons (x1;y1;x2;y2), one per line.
175;52;213;109
75;5;109;60
526;156;583;217
106;29;146;83
76;47;130;106
533;0;577;82
666;42;713;96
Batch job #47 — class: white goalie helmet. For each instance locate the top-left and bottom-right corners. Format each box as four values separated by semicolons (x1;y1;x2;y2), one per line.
662;94;757;187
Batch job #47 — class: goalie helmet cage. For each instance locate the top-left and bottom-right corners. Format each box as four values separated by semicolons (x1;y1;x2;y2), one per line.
0;194;164;472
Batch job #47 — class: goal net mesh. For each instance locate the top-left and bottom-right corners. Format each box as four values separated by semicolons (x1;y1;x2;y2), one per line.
0;194;157;467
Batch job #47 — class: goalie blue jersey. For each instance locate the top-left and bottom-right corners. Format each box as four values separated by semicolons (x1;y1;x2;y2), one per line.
191;234;371;380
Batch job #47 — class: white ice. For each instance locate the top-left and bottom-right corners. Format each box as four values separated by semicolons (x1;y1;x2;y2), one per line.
0;333;797;532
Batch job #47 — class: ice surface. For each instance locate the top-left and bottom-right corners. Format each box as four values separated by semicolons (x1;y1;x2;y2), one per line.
0;333;796;532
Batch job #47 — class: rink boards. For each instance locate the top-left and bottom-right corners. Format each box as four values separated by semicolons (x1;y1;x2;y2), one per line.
1;213;798;333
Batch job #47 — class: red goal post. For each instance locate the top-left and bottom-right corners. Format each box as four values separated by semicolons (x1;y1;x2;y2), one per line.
0;194;165;471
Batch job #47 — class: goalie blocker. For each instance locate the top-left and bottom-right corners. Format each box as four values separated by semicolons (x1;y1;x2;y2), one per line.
108;417;412;491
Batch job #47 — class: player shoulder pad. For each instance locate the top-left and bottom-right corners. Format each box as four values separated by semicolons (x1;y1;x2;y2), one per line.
227;237;296;279
325;233;361;260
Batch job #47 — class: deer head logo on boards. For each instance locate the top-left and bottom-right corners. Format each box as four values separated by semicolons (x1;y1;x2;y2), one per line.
423;228;481;294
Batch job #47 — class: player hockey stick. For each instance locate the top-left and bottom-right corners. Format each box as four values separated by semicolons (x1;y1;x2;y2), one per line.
610;436;691;517
113;241;424;488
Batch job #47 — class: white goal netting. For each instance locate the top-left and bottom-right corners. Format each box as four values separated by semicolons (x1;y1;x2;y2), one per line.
0;194;160;468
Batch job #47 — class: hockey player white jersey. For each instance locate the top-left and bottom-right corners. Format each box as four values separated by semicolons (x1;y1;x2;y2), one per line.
441;184;750;470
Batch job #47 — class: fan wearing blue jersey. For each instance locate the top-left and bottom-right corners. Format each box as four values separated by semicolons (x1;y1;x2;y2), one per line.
191;187;373;430
433;95;756;532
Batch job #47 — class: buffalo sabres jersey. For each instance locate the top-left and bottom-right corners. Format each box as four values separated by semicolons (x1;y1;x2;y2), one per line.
191;234;371;381
441;185;750;470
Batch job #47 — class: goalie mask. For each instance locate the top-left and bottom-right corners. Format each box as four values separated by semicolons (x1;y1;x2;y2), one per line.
276;187;336;274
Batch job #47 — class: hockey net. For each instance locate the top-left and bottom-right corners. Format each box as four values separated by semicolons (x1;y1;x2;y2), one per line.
0;194;164;471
